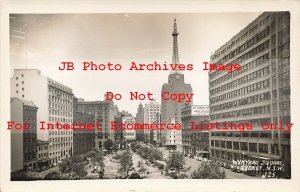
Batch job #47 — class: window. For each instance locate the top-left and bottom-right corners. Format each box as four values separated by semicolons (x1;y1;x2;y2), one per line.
259;143;268;153
233;142;239;150
249;143;257;152
241;142;248;151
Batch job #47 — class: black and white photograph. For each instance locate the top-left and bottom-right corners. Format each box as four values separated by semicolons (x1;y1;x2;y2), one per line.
8;11;291;180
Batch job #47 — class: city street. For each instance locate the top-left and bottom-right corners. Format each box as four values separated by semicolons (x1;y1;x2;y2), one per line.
39;166;59;178
158;147;258;179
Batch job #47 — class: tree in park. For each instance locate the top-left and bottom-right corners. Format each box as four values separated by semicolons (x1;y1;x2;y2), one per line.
137;160;148;174
130;142;137;152
152;148;163;161
165;151;185;174
191;162;226;179
104;139;114;153
87;150;97;159
59;158;72;175
112;141;119;152
92;151;105;169
58;156;88;179
71;162;88;179
118;149;133;176
120;139;128;150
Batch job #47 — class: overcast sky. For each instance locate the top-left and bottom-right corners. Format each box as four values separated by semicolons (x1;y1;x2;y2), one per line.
10;13;262;115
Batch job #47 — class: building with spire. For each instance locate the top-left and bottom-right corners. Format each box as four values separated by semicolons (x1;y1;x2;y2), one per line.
160;19;193;151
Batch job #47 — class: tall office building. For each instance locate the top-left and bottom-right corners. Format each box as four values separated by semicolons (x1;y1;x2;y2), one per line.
11;69;74;165
209;12;290;178
144;100;160;143
181;105;209;158
161;19;193;151
135;103;145;141
76;99;115;150
73;97;95;156
114;105;124;142
10;97;38;172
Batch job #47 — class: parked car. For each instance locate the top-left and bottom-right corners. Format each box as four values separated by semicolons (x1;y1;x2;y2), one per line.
224;163;231;169
244;170;257;176
231;165;242;173
236;166;243;173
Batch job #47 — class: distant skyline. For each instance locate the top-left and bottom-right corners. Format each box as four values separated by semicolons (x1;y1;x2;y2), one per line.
10;13;262;115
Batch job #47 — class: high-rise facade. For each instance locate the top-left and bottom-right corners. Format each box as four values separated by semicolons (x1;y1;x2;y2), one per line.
161;19;193;151
10;97;38;172
144;100;160;143
181;105;210;158
73;97;95;156
135;103;145;141
209;12;290;178
11;69;74;165
76;100;115;150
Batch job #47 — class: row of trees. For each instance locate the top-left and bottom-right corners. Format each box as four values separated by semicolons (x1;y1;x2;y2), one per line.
103;139;129;153
191;162;226;179
131;143;163;163
118;149;133;176
45;149;105;180
165;151;186;173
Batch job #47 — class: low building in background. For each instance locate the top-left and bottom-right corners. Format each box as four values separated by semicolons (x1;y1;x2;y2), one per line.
181;105;210;158
37;140;50;170
122;115;136;142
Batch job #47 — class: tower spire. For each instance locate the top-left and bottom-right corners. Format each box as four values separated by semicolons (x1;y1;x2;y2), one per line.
171;19;180;74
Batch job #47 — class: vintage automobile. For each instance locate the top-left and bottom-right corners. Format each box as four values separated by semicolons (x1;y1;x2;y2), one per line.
224;162;231;169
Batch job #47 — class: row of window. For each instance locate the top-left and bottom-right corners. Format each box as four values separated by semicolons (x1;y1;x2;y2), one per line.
49;137;72;142
49;109;72;117
210;79;270;104
211;141;269;153
49;102;73;113
49;142;72;150
49;95;73;106
38;153;48;158
49;130;72;135
211;105;270;120
212;15;270;61
210;66;270;96
49;116;72;123
211;92;270;112
210;53;269;88
210;36;270;80
48;80;72;93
